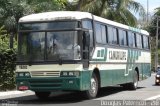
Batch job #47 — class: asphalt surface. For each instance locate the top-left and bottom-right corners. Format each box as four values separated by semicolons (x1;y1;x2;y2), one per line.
0;73;160;106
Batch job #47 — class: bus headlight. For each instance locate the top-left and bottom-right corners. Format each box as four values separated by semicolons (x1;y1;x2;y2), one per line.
156;75;160;77
19;73;24;77
62;72;68;76
24;73;30;77
69;72;74;76
16;72;30;77
61;71;80;77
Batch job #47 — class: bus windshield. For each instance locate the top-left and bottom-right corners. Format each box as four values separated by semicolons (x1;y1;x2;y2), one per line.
17;22;81;62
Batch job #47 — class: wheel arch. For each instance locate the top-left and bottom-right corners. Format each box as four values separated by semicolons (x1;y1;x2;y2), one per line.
93;68;101;88
135;67;139;81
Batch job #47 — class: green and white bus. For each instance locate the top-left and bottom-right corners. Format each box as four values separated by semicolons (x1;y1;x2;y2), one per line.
16;11;151;99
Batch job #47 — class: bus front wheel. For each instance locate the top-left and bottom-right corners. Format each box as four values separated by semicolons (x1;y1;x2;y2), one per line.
35;92;51;99
84;73;99;99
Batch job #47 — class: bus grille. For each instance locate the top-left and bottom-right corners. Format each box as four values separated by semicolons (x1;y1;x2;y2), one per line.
30;71;60;77
29;79;62;90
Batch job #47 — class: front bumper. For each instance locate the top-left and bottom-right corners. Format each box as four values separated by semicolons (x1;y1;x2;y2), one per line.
16;77;82;92
16;71;91;92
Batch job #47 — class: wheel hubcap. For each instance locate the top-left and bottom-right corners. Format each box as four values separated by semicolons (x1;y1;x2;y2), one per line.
134;74;138;88
90;78;97;95
134;80;138;87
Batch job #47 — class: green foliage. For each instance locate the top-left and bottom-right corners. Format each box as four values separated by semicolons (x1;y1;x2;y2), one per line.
147;7;160;69
0;26;17;91
69;0;145;27
0;0;67;34
27;0;66;13
0;49;16;91
148;8;160;37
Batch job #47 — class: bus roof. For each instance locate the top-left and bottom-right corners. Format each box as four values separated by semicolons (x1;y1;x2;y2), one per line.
19;11;149;36
19;11;92;22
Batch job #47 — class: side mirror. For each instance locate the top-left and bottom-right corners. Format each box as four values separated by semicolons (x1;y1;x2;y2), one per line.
83;31;90;47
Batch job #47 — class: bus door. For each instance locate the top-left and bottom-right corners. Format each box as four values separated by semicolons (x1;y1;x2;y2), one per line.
82;31;90;69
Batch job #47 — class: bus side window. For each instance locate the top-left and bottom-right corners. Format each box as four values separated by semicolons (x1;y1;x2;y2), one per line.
143;35;149;49
119;29;127;46
101;25;107;44
136;33;142;49
123;30;127;46
108;26;118;45
113;28;118;44
128;31;135;48
95;23;107;44
133;33;136;48
82;20;93;47
108;26;113;44
95;23;102;43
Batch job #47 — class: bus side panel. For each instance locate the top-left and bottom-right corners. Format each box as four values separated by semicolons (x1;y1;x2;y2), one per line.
142;63;151;80
100;69;113;87
80;70;91;90
124;65;133;83
100;68;127;87
112;69;126;85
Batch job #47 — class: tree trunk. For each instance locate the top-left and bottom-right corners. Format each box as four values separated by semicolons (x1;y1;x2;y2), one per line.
99;0;106;16
10;32;14;49
77;0;83;11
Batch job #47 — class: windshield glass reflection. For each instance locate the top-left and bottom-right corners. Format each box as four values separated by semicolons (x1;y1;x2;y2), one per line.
47;31;81;60
17;31;81;62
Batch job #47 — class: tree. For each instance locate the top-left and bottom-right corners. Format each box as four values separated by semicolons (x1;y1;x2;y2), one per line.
0;0;67;34
147;7;160;68
0;0;34;34
70;0;145;27
148;7;160;37
26;0;67;13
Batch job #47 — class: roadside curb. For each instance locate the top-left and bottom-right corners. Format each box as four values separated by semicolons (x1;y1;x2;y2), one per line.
0;91;26;97
0;90;35;100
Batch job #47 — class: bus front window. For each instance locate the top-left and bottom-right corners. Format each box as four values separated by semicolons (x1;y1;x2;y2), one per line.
18;32;45;61
17;31;81;62
47;31;81;60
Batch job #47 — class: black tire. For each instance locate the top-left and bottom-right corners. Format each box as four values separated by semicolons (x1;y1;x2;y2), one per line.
129;71;138;90
122;71;138;90
155;83;159;85
84;73;99;99
35;92;51;99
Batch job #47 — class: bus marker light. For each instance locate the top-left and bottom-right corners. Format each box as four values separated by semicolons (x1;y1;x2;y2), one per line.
19;86;28;90
19;73;24;77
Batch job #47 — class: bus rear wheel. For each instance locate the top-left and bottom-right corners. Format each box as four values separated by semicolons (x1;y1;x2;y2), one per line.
84;73;99;99
123;71;138;90
35;92;51;99
129;71;138;90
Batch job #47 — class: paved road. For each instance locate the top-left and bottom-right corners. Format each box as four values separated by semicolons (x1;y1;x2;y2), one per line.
1;73;160;106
